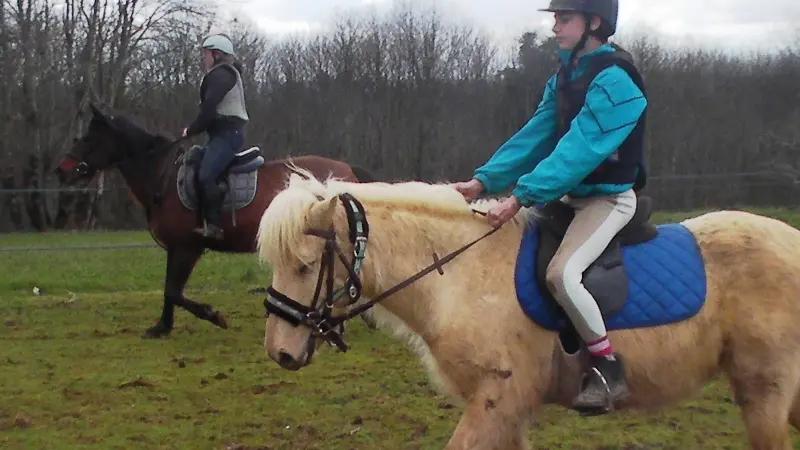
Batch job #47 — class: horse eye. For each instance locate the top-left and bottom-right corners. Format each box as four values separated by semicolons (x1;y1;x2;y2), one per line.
298;264;311;274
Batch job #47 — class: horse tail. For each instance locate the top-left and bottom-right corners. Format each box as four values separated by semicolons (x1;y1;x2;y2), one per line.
351;165;375;183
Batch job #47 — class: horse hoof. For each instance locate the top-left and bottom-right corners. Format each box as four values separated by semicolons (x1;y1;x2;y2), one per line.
143;323;171;339
211;312;228;329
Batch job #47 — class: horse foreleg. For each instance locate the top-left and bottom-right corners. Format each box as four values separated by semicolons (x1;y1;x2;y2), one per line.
444;385;533;450
144;246;226;338
170;246;229;331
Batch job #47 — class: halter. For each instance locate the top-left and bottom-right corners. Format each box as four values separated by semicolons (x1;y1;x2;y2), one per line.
263;192;500;355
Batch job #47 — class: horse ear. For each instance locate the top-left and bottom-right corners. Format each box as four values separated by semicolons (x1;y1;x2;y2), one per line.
307;196;339;229
89;103;103;119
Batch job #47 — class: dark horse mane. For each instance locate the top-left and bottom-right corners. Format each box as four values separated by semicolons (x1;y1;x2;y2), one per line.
93;109;186;207
95;110;177;156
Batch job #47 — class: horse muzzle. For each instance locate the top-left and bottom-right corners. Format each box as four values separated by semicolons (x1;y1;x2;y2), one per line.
275;349;307;371
54;158;94;184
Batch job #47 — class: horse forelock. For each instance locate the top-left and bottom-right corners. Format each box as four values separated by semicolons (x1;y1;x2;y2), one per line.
256;181;321;266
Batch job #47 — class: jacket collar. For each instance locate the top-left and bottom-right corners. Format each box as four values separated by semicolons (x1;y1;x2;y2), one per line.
556;43;615;72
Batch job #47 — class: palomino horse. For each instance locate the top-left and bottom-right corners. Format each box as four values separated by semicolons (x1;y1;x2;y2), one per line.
257;168;800;449
54;103;377;338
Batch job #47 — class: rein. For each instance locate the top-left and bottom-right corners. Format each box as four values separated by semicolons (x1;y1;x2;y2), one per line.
263;194;498;354
71;133;189;178
69;132;191;208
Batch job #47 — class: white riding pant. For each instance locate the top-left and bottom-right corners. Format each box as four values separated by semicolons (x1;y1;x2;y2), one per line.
544;189;637;343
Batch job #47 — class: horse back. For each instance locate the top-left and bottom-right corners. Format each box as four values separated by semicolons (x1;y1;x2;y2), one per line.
261;155;367;183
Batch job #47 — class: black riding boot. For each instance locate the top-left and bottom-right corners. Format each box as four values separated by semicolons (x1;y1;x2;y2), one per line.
571;352;630;415
193;182;225;240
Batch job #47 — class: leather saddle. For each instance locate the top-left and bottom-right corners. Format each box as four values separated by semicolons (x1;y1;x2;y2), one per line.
532;195;659;332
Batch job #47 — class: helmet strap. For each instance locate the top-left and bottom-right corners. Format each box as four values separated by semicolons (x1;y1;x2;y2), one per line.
211;50;224;65
564;15;591;79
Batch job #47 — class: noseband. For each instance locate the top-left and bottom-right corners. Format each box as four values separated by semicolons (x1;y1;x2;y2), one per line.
263;193;500;355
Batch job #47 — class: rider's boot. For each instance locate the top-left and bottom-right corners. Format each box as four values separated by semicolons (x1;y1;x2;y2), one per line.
193;182;225;240
571;352;631;415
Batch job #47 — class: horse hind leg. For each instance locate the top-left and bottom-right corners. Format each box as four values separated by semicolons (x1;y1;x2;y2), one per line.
729;363;799;449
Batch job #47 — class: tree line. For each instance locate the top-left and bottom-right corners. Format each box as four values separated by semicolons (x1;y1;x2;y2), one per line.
2;0;799;231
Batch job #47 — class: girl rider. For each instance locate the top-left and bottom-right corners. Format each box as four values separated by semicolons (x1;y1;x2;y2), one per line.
182;33;250;240
450;0;648;415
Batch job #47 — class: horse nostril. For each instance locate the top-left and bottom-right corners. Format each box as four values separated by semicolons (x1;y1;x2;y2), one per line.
278;351;296;367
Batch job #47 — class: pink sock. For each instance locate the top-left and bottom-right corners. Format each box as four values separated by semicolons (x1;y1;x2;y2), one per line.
587;336;612;357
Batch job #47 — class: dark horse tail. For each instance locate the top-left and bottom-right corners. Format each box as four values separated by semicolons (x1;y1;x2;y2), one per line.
351;165;376;183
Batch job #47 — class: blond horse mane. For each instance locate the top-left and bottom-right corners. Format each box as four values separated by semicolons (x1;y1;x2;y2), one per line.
256;164;533;266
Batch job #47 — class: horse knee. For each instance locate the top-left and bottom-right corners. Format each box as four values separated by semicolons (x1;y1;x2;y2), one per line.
445;385;533;450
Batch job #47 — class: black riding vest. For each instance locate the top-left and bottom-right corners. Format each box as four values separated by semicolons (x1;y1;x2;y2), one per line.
555;47;648;191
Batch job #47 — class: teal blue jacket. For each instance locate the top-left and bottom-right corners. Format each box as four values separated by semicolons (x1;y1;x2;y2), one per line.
473;44;647;206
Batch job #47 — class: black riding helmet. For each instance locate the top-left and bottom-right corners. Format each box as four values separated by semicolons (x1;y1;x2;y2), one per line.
539;0;618;35
540;0;619;77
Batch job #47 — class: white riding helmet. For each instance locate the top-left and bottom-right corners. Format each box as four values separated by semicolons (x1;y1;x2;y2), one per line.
201;34;235;56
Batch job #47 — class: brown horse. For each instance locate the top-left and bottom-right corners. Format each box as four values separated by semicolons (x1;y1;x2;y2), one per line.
257;168;800;449
54;103;376;338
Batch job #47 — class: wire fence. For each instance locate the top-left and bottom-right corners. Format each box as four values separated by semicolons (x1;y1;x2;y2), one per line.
0;242;159;252
2;171;799;252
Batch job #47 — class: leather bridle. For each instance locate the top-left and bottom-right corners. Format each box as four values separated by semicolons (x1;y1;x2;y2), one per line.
263;192;499;358
64;132;190;179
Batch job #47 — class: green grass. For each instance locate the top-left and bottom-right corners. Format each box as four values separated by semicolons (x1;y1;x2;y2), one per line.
0;230;267;294
2;207;800;449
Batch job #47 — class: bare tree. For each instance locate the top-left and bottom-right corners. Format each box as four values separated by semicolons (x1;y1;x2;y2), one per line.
2;5;800;230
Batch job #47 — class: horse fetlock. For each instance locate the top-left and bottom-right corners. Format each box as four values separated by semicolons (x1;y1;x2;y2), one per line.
209;310;229;329
143;321;172;339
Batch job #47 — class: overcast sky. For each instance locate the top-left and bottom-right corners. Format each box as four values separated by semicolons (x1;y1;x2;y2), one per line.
218;0;800;53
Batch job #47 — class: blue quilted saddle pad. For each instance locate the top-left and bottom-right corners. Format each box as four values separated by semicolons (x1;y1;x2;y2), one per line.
514;222;708;331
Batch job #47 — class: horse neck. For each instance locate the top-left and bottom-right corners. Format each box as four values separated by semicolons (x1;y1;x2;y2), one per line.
116;140;175;209
355;202;524;337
